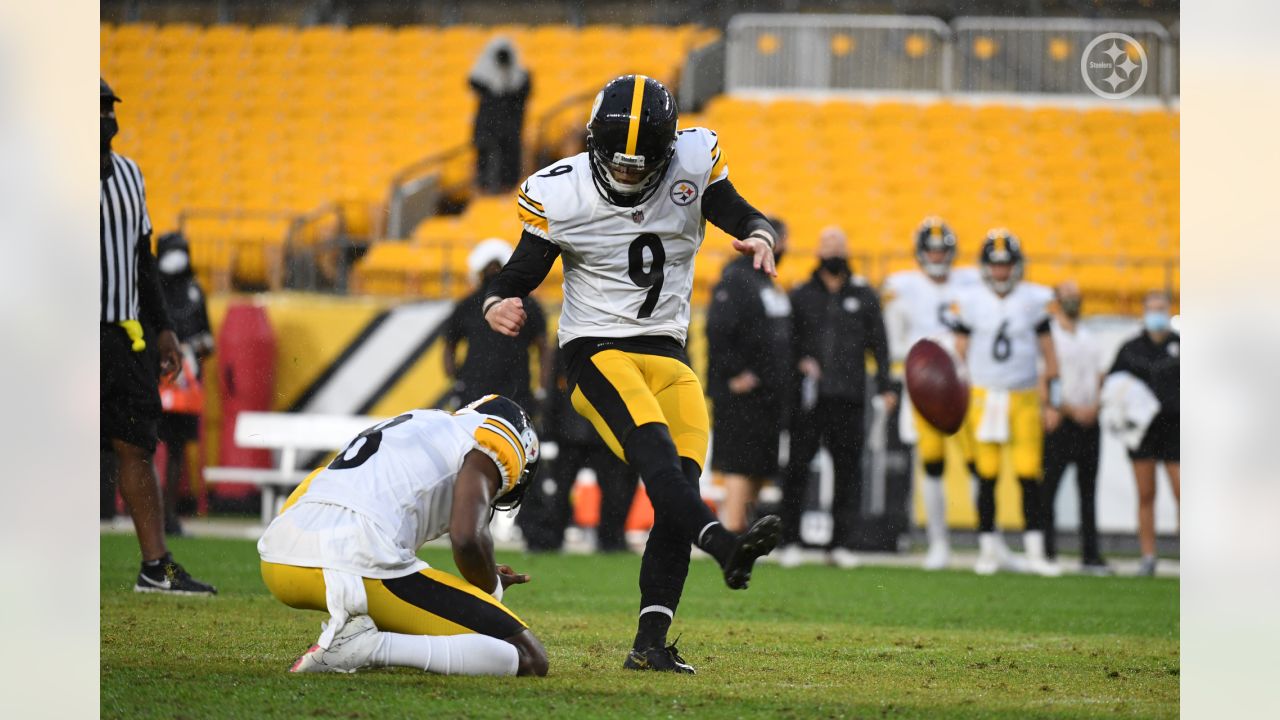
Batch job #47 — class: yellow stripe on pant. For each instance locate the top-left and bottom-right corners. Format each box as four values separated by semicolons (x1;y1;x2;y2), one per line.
569;349;709;466
260;561;527;637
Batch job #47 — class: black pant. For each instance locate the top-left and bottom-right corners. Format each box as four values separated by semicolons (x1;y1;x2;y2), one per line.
520;441;638;552
781;396;865;549
1042;418;1102;561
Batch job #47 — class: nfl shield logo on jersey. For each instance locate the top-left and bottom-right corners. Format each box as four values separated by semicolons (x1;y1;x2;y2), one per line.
631;209;645;223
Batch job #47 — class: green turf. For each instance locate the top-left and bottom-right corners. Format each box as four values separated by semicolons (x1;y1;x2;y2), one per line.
101;534;1178;719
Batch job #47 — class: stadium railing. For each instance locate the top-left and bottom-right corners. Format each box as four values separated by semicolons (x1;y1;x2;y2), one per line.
726;14;951;94
725;14;1178;102
950;17;1172;98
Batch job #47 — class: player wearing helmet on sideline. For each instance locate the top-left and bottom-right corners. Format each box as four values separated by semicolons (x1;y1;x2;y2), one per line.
484;75;782;674
951;230;1062;577
257;395;549;677
882;218;981;570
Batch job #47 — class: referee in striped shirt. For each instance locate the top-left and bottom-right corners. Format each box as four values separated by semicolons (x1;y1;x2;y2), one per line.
101;78;215;595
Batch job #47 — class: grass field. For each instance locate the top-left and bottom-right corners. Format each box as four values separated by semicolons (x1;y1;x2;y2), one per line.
101;534;1178;719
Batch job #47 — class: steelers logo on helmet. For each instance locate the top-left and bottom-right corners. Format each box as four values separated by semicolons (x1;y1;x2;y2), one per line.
586;74;679;208
460;394;540;511
914;216;957;279
978;228;1025;295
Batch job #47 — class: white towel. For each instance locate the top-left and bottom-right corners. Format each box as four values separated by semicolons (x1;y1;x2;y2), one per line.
898;390;919;445
318;568;369;650
975;389;1010;443
1100;371;1161;451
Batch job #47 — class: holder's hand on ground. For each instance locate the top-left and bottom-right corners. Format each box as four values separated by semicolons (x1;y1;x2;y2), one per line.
497;564;530;589
486;298;526;337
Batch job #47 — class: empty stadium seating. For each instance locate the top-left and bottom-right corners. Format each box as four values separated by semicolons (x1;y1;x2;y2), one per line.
356;97;1178;310
100;22;717;289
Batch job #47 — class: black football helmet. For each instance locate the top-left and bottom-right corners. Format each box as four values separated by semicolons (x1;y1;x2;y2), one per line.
914;216;957;279
978;228;1025;295
586;75;678;207
460;394;540;512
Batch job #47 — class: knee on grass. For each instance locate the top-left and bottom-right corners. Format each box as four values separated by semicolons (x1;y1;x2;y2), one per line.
508;630;549;677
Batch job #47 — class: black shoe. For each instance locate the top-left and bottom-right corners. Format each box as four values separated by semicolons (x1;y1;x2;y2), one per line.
134;554;217;596
623;637;696;674
722;514;781;590
1081;557;1113;576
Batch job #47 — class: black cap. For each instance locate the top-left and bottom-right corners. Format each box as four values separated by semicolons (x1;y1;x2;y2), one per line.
101;77;121;103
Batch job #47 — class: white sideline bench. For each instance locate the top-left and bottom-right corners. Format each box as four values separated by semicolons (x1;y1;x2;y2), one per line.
203;412;386;524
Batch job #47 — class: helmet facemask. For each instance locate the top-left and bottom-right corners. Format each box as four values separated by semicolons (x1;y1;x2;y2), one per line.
584;77;678;208
915;219;956;280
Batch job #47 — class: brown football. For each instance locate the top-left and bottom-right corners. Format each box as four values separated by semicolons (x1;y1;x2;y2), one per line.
904;338;970;435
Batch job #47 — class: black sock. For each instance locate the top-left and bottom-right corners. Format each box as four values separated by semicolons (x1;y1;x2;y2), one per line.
1019;478;1043;532
977;477;996;533
141;553;172;577
695;521;736;566
634;611;673;650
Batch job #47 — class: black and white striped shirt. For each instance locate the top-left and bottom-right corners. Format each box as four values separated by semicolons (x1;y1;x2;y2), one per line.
100;152;154;323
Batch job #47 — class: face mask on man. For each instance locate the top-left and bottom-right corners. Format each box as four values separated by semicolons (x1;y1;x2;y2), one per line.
1144;310;1171;333
1059;297;1082;319
819;256;850;277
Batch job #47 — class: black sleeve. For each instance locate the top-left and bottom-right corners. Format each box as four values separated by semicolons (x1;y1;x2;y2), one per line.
135;232;173;332
443;299;466;344
1108;338;1143;378
524;296;547;340
705;273;749;393
1034;317;1053;335
485;230;561;304
863;290;893;394
790;287;816;361
700;178;774;241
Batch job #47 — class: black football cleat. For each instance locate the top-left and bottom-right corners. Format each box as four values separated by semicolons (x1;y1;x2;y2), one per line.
623;637;696;674
134;554;217;596
722;514;782;590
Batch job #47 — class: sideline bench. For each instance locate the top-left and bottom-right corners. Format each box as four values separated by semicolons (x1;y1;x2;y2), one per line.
202;412;385;524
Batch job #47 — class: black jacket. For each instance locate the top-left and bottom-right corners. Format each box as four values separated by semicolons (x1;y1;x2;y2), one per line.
789;270;892;401
444;286;545;409
705;256;792;404
1109;331;1179;414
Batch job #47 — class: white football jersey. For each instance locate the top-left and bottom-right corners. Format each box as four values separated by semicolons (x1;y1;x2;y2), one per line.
882;266;981;361
257;409;526;577
954;281;1054;391
517;126;728;346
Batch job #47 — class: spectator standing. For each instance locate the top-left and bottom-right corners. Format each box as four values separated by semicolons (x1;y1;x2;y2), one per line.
706;217;792;532
100;78;215;594
1109;290;1180;576
443;239;551;414
778;227;896;568
520;346;639;553
154;231;215;537
1043;280;1109;574
469;36;531;194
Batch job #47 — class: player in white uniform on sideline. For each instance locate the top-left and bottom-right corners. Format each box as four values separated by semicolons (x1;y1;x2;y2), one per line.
483;75;782;674
882;217;981;570
951;230;1062;577
257;395;549;676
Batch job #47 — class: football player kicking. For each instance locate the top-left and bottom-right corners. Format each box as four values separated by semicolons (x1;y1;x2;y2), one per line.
882;218;981;571
951;230;1063;577
485;75;782;674
257;395;549;676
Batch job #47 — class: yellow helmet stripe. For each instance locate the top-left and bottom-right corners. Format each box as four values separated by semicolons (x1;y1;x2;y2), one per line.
483;418;526;469
624;75;648;155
